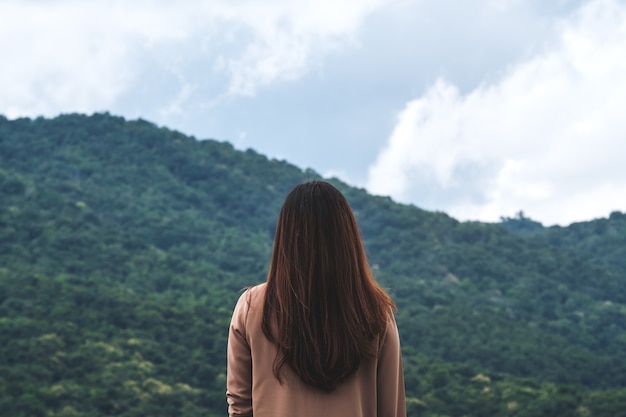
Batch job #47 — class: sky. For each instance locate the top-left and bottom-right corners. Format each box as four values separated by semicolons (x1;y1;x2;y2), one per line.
2;0;625;226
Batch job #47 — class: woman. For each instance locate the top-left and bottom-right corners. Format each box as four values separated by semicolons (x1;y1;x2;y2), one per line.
227;180;406;417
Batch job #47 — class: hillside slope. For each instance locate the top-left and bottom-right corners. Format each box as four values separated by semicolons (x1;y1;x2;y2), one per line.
1;113;625;416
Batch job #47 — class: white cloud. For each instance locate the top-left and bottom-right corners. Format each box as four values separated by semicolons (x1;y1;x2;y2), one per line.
0;2;131;117
367;0;626;226
213;0;391;96
0;0;391;118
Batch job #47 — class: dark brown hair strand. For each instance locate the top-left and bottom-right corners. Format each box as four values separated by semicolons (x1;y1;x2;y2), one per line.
262;180;396;392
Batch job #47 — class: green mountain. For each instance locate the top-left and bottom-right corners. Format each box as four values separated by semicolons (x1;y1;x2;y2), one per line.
502;210;626;272
1;113;625;417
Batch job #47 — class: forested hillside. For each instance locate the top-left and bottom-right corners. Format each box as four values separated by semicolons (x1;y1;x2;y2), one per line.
1;113;625;416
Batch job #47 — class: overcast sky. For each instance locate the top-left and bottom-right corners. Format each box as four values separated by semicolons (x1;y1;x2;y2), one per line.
2;0;625;226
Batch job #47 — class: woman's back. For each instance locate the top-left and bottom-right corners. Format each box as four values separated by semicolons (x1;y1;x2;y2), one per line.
227;284;405;417
226;181;406;416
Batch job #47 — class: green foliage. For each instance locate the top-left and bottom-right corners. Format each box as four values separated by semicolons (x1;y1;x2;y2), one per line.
1;113;625;416
499;211;545;235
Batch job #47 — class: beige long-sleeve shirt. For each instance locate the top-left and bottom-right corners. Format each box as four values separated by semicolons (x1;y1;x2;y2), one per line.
226;283;406;417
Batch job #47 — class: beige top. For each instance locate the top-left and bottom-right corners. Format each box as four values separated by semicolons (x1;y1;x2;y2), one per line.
226;283;406;417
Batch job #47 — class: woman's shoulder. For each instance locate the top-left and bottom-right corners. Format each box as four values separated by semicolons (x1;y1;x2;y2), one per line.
247;282;267;295
245;282;266;302
234;283;266;310
231;283;266;327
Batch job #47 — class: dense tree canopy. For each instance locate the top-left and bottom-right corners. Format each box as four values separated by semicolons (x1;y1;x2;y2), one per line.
1;113;625;416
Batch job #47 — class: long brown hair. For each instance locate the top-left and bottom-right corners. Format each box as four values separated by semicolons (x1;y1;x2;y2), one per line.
262;180;396;392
